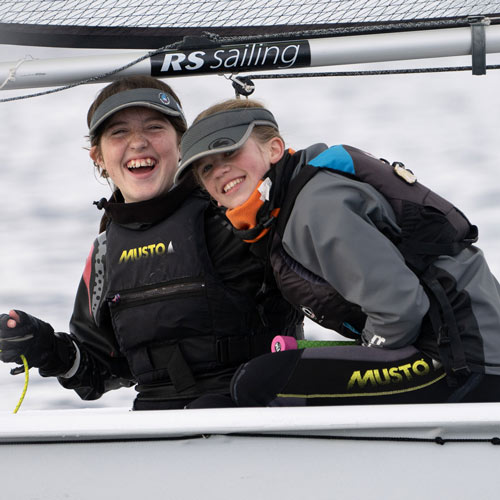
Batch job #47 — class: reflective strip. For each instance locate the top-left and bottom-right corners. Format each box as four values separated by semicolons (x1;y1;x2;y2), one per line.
60;342;81;379
277;372;447;399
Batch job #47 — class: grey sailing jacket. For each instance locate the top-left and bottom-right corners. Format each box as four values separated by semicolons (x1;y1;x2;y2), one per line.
278;144;500;375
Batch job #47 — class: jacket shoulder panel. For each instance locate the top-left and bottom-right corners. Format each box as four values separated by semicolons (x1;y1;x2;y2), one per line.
308;144;355;175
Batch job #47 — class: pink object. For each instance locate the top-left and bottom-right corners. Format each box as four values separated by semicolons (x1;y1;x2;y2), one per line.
271;335;298;352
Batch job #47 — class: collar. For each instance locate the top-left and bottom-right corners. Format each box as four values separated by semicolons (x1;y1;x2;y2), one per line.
95;173;199;230
225;149;300;243
225;179;280;243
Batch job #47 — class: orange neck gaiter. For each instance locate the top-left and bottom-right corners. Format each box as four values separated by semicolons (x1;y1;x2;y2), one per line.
226;179;280;243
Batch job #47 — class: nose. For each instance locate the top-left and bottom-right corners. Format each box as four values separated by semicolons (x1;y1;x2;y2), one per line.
212;157;232;177
129;130;148;149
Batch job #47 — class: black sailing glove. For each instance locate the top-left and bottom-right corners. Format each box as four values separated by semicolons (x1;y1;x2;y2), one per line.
0;310;76;377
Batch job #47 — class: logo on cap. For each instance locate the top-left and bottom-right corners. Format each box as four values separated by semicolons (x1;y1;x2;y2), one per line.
159;92;171;106
208;138;235;150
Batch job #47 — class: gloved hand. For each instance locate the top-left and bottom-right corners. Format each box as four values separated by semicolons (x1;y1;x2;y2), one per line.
0;310;76;377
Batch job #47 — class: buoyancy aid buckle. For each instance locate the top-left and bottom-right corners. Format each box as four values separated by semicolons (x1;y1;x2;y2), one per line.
392;161;417;184
437;326;470;380
437;325;450;346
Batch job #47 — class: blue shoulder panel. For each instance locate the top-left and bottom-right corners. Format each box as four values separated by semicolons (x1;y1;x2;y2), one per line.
308;145;355;175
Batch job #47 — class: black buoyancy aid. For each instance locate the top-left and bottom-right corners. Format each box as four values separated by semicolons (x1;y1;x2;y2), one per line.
105;193;289;395
271;145;478;382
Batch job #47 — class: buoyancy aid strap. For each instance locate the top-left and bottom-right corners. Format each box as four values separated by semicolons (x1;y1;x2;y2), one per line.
149;343;197;392
420;266;471;386
398;225;478;257
274;164;318;238
216;333;277;365
399;238;475;257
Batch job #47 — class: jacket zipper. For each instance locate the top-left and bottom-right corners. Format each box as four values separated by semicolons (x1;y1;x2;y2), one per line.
108;281;205;309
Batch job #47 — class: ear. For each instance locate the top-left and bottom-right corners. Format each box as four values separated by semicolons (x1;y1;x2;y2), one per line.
89;145;102;165
268;137;285;164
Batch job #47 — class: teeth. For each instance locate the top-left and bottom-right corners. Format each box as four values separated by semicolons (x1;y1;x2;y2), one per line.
223;178;244;193
127;158;155;169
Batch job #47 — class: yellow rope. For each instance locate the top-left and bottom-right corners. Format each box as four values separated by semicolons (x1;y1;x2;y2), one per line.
13;355;29;414
0;350;29;413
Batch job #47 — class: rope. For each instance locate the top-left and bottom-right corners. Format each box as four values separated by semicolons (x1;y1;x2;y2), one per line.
230;432;500;445
0;41;181;103
13;355;29;414
0;56;33;90
0;350;29;413
297;339;357;348
4;431;497;446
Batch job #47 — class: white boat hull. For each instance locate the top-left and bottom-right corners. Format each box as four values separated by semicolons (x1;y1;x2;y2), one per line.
1;403;499;499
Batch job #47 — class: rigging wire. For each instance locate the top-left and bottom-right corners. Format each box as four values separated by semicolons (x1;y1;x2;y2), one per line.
245;64;500;79
0;41;180;103
1;15;500;103
229;64;500;97
246;64;500;80
3;59;500;104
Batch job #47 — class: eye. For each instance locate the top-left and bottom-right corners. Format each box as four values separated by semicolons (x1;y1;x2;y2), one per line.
148;123;165;130
200;163;213;176
108;127;127;136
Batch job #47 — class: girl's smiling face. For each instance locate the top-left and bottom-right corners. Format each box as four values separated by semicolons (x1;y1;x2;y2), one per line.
195;135;284;209
90;106;180;203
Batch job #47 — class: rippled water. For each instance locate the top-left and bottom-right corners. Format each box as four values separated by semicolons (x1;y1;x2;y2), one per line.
1;45;499;411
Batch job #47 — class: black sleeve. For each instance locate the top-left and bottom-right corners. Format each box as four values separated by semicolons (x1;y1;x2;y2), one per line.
57;250;133;400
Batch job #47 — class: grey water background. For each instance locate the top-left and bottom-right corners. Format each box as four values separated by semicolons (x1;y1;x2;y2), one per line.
0;45;499;412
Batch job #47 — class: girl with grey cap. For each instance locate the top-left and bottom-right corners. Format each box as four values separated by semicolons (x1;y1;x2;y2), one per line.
178;98;500;407
0;78;302;410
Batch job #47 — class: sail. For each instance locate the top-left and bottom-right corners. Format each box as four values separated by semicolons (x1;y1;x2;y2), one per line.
1;0;500;48
1;1;500;90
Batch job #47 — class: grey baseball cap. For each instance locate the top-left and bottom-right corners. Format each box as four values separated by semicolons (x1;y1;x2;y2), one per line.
175;107;279;183
89;88;186;139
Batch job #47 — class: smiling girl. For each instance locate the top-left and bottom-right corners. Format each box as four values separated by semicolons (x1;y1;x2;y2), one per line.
176;98;500;407
0;81;302;410
90;106;180;203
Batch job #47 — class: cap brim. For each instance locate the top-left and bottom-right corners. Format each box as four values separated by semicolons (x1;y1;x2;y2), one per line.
175;107;278;183
175;123;256;183
89;88;186;138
